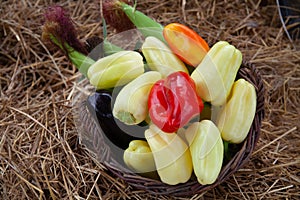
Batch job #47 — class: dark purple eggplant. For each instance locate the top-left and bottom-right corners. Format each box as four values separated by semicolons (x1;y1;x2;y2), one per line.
86;90;147;150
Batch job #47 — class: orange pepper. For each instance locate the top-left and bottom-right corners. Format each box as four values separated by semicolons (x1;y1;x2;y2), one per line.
163;23;210;67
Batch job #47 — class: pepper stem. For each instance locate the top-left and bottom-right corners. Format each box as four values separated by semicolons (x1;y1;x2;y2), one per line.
103;40;124;56
116;111;136;124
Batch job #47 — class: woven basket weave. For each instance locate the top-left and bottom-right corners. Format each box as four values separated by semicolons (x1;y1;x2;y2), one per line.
75;63;264;197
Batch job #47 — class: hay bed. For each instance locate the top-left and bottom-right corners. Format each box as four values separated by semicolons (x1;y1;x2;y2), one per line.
0;0;299;199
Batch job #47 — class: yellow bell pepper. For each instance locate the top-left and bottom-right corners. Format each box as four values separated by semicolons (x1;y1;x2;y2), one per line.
145;125;193;185
217;79;257;144
191;41;242;106
123;140;156;173
113;71;161;125
142;36;188;78
87;50;144;89
185;120;224;185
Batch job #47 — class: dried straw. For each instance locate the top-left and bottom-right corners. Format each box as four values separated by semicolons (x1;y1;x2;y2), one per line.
0;0;299;199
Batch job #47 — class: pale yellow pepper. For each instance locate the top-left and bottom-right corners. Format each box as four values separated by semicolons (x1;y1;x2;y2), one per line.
217;79;257;144
123;140;156;173
185;120;224;185
113;71;161;125
145;125;193;185
88;50;144;89
191;41;242;106
142;36;188;78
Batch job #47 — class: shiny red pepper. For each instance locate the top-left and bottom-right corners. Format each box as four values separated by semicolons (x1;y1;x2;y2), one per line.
148;72;204;133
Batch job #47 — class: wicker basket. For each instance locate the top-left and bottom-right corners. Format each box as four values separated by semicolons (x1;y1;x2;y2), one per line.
75;63;264;197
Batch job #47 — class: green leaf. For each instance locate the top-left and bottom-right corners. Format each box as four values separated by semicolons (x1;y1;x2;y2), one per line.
102;18;108;39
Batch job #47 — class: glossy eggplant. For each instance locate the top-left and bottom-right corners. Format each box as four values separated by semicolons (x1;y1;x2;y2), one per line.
86;90;147;150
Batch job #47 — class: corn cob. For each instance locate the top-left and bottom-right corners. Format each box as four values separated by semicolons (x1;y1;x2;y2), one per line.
191;41;242;106
87;50;144;89
185;120;224;185
145;125;193;185
217;79;257;144
142;36;188;78
113;71;162;125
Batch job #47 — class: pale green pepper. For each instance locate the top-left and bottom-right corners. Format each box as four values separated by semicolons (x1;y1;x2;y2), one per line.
145;125;193;185
217;79;257;144
123;140;156;173
185;120;224;185
113;71;162;125
142;36;188;78
87;50;144;89
191;41;242;106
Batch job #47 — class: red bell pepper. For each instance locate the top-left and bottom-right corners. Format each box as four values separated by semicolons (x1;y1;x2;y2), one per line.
148;72;204;133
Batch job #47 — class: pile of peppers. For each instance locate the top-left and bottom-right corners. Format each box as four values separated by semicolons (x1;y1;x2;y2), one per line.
43;2;257;186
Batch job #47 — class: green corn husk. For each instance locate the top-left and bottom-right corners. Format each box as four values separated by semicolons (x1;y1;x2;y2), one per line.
102;40;124;56
102;18;124;56
49;35;95;77
119;2;165;42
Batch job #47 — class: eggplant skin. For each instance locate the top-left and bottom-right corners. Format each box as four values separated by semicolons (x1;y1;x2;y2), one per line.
86;90;145;150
